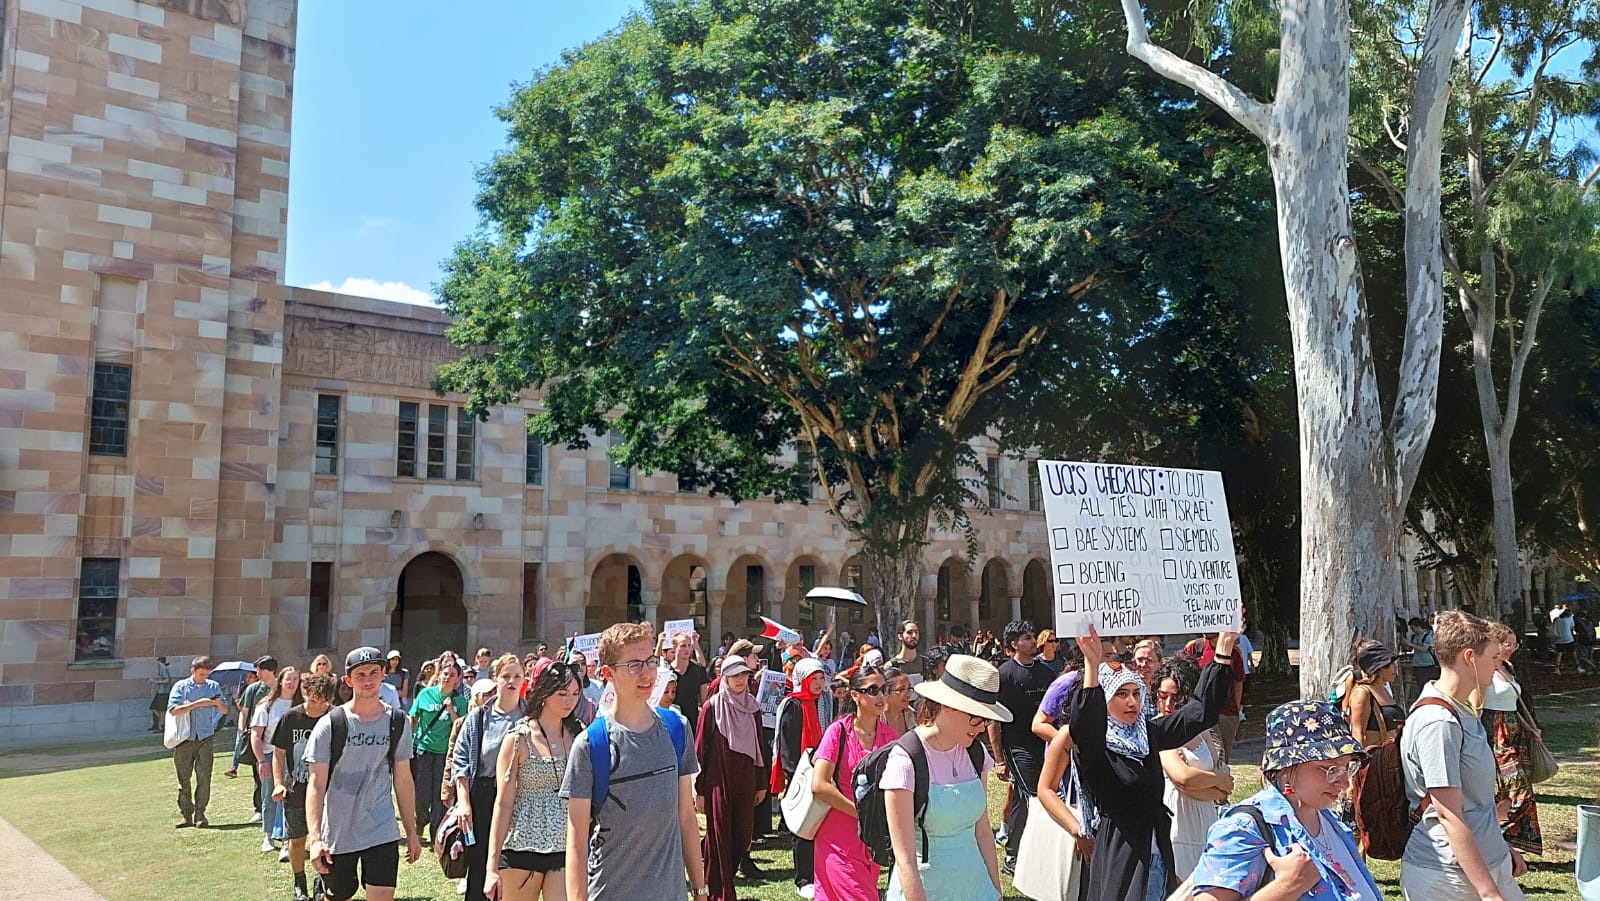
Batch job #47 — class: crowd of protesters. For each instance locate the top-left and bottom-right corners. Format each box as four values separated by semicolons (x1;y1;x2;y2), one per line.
156;603;1573;901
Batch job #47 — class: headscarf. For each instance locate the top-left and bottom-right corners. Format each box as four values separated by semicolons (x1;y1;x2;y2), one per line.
712;663;764;764
1099;663;1150;759
769;660;824;793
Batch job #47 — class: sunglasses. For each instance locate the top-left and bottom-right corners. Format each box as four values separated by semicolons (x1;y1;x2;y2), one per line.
853;684;890;697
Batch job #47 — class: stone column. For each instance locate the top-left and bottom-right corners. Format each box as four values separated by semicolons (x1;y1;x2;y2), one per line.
921;572;938;641
642;586;660;631
707;588;725;650
1009;594;1023;623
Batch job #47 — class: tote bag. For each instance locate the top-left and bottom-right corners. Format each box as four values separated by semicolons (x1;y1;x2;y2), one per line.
1012;795;1084;901
780;749;829;839
162;710;192;749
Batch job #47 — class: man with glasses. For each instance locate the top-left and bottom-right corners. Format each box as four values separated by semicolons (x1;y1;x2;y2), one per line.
563;622;708;901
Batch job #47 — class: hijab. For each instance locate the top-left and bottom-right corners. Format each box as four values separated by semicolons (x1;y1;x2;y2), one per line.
769;668;823;793
1099;663;1150;759
712;673;764;764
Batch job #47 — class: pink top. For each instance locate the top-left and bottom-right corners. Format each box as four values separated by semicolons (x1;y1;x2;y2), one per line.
879;730;993;790
816;716;896;778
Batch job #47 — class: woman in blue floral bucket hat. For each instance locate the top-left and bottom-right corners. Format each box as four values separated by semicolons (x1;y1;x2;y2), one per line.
1182;700;1383;900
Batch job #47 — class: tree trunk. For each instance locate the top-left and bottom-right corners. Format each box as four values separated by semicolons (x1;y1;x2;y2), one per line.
1269;3;1403;696
861;526;929;659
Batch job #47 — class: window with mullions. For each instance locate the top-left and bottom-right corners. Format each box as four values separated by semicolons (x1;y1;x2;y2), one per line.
525;434;544;486
455;409;477;481
89;363;132;456
745;565;766;628
608;431;633;490
314;395;340;475
426;404;447;479
987;456;1003;509
75;558;119;660
1028;467;1042;512
397;402;419;478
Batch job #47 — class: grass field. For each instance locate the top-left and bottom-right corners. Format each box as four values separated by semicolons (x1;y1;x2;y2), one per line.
0;720;1592;901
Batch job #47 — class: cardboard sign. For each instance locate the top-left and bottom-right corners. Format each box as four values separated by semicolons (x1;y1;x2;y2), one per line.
570;633;601;659
756;669;790;729
1037;460;1243;637
663;618;695;643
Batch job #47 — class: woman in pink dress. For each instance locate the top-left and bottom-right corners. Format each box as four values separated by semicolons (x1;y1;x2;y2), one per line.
810;666;896;901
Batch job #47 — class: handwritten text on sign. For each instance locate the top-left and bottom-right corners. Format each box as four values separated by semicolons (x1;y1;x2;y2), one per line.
1037;461;1243;637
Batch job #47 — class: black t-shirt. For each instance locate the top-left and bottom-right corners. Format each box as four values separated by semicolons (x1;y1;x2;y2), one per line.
891;653;923;678
269;705;327;808
675;661;710;728
997;658;1054;752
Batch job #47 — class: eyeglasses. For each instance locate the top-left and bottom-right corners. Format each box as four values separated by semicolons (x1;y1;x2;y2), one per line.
612;655;660;676
890;686;912;695
854;685;890;697
1316;761;1362;783
967;714;988;726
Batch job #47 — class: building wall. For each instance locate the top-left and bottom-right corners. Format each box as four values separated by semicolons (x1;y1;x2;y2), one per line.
0;0;295;745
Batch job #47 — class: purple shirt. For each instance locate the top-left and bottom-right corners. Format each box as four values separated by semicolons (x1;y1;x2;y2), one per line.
1040;669;1079;722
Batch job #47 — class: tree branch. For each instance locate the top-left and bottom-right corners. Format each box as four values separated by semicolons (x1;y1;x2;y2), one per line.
1502;264;1555;438
1117;0;1271;141
1472;26;1504;87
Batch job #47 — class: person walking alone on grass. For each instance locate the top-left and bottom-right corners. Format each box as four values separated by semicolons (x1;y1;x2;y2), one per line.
150;655;173;733
272;672;336;901
455;654;528;901
1399;611;1527;901
304;647;423;901
485;658;582;901
168;655;228;828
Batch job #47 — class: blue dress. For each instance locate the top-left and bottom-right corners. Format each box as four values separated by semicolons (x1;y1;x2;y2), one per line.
886;776;999;901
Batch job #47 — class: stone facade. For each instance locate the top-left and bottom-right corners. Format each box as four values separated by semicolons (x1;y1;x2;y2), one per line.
0;0;1058;747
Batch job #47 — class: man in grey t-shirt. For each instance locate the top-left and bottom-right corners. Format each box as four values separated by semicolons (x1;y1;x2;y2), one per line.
305;647;422;901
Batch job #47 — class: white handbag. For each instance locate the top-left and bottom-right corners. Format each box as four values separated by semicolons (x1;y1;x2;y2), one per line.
1012;795;1085;901
780;749;829;839
162;710;193;749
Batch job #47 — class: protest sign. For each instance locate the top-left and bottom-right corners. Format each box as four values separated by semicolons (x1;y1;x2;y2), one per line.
756;669;789;729
570;632;602;659
663;618;695;643
1037;460;1243;638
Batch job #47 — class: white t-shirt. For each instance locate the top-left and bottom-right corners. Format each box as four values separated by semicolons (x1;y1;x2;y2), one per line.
251;698;293;754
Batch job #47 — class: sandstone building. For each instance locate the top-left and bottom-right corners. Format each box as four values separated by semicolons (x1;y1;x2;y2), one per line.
0;0;1576;748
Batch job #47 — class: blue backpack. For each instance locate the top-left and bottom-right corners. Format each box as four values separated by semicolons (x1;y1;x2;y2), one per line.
585;706;687;819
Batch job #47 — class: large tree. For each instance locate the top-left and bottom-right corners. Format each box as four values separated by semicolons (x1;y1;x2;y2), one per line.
1117;0;1469;692
434;0;1267;644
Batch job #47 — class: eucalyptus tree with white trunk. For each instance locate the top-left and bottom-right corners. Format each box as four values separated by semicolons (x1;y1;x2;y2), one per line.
1116;0;1469;694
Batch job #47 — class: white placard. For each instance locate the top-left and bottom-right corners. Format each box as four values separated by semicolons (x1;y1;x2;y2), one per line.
1037;460;1243;638
756;669;789;729
570;633;601;659
663;619;695;643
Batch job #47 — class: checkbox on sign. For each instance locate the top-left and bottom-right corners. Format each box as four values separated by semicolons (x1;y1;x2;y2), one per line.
1162;559;1178;580
1057;564;1075;584
1051;528;1070;550
1059;593;1077;613
1160;528;1175;551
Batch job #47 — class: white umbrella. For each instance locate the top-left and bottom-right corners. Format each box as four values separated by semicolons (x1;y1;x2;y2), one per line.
804;586;867;608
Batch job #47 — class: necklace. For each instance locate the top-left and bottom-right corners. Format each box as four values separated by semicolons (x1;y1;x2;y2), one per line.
1436;683;1480;715
535;720;567;784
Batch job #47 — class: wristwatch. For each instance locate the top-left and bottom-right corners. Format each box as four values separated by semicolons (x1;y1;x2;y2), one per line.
693;886;710;897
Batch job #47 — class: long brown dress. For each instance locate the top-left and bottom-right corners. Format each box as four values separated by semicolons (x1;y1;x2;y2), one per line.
697;699;764;901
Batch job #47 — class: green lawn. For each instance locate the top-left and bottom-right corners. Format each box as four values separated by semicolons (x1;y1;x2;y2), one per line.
0;725;1590;900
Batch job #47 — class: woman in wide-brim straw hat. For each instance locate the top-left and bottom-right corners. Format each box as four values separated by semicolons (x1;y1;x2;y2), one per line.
1068;625;1238;901
1184;700;1383;901
881;654;1010;901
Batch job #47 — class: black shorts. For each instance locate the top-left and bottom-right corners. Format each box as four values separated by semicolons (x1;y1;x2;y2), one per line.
282;805;308;840
499;849;564;873
321;842;399;899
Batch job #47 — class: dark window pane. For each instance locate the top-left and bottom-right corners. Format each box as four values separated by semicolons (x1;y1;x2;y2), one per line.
745;565;765;628
315;395;340;475
525;434;544;486
455;409;476;481
626;566;643;622
397;402;419;478
797;564;816;626
308;562;332;648
76;558;120;660
89;363;132;456
522;563;540;641
1028;469;1042;512
987;457;1002;508
427;405;447;479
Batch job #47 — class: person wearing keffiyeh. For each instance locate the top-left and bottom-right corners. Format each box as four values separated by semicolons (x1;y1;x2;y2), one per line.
1068;626;1239;901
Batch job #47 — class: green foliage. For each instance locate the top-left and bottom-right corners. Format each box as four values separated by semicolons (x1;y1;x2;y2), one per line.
435;0;1272;590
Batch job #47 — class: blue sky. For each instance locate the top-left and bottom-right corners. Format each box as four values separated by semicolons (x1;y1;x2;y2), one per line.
285;1;639;304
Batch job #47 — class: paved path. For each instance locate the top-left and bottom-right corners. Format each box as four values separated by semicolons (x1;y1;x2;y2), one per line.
0;814;107;900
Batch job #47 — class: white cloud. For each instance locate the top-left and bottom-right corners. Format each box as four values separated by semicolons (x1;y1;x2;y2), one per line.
306;277;437;307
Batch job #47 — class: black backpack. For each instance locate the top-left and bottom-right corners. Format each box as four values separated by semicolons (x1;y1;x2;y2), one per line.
854;729;985;867
326;705;406;777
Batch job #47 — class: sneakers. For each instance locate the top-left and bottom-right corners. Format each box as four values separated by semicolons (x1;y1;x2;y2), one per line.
175;819;194;829
250;812;263;824
1002;859;1016;876
293;888;310;901
456;877;467;894
261;836;276;853
278;846;290;863
195;815;210;828
798;884;816;899
225;768;238;779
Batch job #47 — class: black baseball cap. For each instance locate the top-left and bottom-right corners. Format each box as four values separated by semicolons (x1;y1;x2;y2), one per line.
345;646;385;673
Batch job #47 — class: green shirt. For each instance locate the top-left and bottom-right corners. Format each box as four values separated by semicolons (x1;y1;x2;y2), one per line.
239;680;268;726
408;684;467;754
